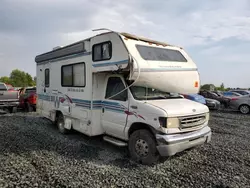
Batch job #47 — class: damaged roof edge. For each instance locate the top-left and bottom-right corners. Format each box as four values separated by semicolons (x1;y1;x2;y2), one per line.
119;32;178;48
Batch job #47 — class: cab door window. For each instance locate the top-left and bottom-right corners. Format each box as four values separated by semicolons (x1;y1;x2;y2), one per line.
105;77;127;101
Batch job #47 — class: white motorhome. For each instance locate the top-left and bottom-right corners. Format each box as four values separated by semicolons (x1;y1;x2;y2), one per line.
35;29;211;165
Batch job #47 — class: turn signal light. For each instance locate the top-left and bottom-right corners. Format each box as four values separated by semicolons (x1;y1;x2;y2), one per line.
194;81;199;87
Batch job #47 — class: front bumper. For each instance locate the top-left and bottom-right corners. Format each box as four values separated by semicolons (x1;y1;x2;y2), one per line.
0;101;20;107
156;126;211;157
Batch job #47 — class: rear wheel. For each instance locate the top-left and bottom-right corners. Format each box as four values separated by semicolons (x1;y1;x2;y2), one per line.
56;113;69;134
239;104;250;114
128;129;159;165
25;102;33;112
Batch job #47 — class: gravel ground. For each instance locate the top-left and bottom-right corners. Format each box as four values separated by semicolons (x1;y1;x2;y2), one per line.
0;111;249;188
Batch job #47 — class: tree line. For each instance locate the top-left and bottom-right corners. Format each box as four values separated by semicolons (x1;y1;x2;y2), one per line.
201;83;250;91
0;69;36;87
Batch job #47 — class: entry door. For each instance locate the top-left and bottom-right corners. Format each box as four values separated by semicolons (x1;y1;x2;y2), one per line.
101;76;129;139
41;66;51;118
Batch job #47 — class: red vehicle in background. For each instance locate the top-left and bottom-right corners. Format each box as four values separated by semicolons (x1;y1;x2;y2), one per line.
5;84;15;91
18;87;37;112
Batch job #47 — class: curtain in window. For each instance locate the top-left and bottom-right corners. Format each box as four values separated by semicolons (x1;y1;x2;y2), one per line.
73;64;85;86
94;45;102;61
62;66;73;86
102;43;110;59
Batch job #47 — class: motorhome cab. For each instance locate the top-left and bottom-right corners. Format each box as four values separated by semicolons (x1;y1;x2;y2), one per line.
35;29;211;165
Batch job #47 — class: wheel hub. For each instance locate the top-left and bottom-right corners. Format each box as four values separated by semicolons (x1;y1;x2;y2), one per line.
135;139;149;157
58;122;64;131
241;106;249;114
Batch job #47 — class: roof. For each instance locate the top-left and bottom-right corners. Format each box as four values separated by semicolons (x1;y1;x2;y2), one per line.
120;32;177;47
35;29;181;63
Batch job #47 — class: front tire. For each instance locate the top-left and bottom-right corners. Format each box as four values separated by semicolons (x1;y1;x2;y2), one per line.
239;104;250;114
128;129;159;165
9;107;17;113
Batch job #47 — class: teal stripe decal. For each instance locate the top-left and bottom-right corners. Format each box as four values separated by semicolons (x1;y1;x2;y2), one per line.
37;94;125;113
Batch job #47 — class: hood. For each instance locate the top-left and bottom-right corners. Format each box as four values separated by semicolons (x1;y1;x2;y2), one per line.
144;98;209;117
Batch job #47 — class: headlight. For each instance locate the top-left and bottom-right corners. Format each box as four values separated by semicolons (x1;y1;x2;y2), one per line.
159;117;179;128
167;117;179;128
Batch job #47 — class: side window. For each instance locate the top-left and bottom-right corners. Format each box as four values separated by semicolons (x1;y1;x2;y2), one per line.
61;63;86;87
92;41;112;62
45;69;50;87
105;77;127;101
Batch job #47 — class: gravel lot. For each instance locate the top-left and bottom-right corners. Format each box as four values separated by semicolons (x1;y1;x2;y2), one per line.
0;111;249;188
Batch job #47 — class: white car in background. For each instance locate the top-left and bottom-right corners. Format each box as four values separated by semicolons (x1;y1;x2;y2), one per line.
229;90;250;96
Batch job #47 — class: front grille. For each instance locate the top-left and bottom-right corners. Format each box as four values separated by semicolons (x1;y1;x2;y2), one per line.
179;114;206;129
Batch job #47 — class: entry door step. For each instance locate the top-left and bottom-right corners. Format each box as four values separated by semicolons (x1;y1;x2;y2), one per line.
103;136;127;147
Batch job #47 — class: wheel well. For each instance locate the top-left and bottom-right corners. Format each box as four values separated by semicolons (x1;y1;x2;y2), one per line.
128;122;156;138
55;110;63;122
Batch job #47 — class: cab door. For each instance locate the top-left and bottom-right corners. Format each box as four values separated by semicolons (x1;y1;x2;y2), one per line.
101;76;129;139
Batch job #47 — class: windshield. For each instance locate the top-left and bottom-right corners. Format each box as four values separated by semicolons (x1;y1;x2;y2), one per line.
136;45;187;62
130;86;181;100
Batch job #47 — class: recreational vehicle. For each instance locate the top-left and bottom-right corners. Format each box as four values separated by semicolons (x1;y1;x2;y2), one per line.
35;29;211;165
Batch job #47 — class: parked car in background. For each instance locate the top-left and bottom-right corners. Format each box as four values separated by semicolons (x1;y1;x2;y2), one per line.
229;95;250;114
18;87;37;112
182;93;220;110
0;82;20;113
199;90;230;108
205;98;220;110
230;95;250;114
181;93;206;104
220;91;242;98
5;84;15;91
229;90;250;96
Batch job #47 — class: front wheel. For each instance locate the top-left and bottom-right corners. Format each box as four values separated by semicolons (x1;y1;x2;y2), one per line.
239;104;250;114
9;107;17;113
128;129;159;165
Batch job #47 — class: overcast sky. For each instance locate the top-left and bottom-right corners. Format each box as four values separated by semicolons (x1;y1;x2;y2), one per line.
0;0;250;88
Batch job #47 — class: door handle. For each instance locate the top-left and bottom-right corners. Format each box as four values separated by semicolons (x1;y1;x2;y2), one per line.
102;107;105;113
130;105;138;109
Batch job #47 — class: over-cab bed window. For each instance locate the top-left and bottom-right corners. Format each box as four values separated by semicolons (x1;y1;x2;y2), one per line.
92;41;112;62
136;45;187;62
61;63;86;87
